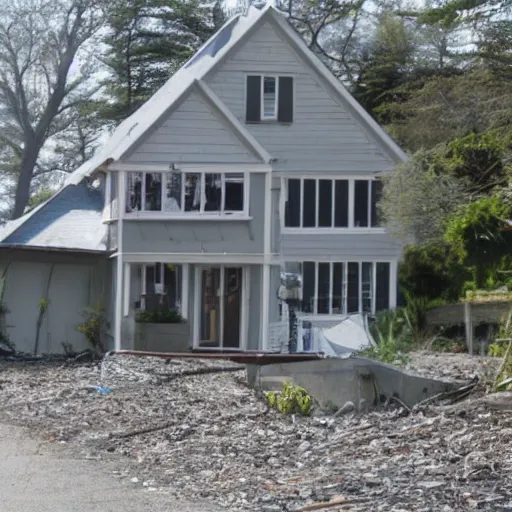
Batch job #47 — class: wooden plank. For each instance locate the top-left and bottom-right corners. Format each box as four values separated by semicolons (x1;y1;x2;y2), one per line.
464;301;474;355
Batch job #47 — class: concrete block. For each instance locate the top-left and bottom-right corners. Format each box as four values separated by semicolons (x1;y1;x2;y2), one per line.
249;357;458;410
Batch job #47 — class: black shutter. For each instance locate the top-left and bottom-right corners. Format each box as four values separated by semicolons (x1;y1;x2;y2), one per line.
246;75;261;122
278;76;293;123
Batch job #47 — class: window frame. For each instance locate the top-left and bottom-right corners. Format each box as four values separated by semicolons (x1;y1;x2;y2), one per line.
140;263;183;313
289;260;392;316
125;170;250;219
282;176;385;232
260;74;279;121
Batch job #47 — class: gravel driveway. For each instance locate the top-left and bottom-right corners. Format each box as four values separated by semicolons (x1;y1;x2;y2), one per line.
0;423;218;512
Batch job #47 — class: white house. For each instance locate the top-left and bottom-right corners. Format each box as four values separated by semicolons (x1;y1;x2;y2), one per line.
0;4;406;355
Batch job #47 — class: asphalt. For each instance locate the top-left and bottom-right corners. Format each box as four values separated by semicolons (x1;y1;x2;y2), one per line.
0;424;218;512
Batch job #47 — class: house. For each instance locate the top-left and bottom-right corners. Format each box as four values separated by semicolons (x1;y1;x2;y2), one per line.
0;4;406;355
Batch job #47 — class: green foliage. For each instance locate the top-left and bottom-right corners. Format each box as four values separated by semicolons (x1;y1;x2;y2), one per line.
399;243;469;302
445;195;512;287
493;310;512;392
354;11;416;116
97;0;222;123
380;150;469;243
379;71;512;153
76;302;109;354
27;189;54;211
38;297;49;314
135;308;183;324
265;381;313;416
362;309;414;366
445;132;507;193
489;343;507;357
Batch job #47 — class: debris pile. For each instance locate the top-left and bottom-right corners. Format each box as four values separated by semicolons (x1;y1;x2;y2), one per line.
406;352;500;383
1;353;512;511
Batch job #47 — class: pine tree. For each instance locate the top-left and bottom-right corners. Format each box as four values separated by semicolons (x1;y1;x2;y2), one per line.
98;0;225;123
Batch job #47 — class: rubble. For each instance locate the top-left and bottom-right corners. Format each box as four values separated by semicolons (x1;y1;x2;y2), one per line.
0;352;511;511
406;351;500;383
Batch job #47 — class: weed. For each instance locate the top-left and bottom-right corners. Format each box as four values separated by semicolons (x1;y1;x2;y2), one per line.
76;301;109;355
362;309;413;366
265;380;313;416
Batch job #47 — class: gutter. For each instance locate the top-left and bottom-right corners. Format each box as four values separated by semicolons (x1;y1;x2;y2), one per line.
0;244;113;256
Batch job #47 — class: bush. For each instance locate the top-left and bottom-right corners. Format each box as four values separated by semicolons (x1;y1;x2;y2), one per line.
399;243;469;302
265;381;313;416
135;308;183;324
445;132;507;193
362;309;414;366
76;302;109;354
445;195;512;287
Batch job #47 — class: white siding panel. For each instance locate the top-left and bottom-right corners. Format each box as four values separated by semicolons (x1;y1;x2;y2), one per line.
206;22;394;173
124;91;259;165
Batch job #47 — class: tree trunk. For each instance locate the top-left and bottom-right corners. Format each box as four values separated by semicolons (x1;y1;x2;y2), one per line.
11;142;41;219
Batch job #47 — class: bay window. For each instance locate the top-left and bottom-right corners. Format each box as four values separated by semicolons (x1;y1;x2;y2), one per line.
126;171;246;215
284;177;383;229
289;261;391;315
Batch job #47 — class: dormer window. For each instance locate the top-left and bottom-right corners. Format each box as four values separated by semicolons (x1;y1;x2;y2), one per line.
246;75;293;123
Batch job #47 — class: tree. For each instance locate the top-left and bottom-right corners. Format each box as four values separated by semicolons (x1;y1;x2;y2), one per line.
0;0;107;219
445;195;512;287
279;0;372;85
379;149;469;243
398;243;469;301
97;0;224;123
353;10;417;115
378;70;512;152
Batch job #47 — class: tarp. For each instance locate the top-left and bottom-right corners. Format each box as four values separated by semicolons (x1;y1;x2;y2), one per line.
303;314;376;357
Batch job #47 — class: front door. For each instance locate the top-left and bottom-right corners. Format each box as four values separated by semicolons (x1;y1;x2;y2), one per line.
198;266;242;349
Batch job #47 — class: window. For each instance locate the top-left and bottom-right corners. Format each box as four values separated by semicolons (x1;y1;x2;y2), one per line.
246;75;293;123
262;76;277;119
354;179;383;227
141;263;182;313
289;261;391;315
284;178;382;229
126;171;246;215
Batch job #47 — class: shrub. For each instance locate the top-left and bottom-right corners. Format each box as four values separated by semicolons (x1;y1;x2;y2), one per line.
445;132;506;194
135;308;183;324
76;301;109;355
265;380;313;416
399;243;469;302
362;309;414;366
445;195;512;287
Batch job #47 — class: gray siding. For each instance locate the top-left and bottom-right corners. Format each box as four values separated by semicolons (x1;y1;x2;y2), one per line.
206;21;394;174
123;173;265;254
269;265;281;323
281;233;404;260
124;90;259;165
2;259;109;354
247;265;261;350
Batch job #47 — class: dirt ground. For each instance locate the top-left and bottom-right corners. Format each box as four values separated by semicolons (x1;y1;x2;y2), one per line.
0;352;511;511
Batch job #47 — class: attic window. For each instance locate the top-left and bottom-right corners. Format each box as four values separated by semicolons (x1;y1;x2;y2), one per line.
246;75;294;123
262;76;277;119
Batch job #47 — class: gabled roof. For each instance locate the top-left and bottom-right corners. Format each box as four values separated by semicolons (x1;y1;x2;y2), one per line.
0;4;407;250
65;3;406;186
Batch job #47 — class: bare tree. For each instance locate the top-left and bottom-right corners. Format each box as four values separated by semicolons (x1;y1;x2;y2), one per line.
0;0;106;219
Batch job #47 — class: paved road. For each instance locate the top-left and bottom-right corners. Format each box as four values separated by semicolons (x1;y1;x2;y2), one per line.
0;424;217;512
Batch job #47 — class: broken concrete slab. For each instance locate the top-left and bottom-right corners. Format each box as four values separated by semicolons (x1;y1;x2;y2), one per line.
249;356;459;410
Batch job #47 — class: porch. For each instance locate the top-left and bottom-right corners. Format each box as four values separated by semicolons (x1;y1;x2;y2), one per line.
118;261;275;353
